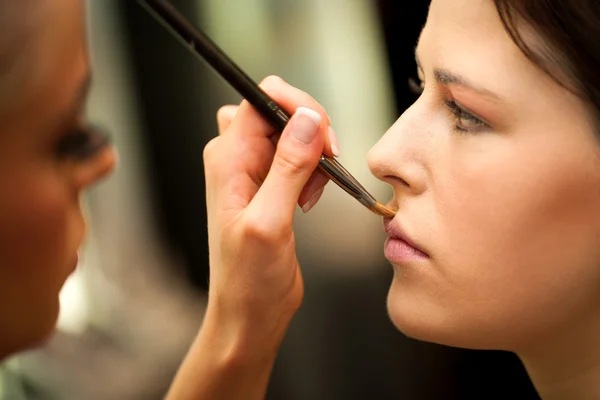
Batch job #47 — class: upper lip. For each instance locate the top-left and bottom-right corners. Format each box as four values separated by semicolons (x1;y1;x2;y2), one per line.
383;218;429;256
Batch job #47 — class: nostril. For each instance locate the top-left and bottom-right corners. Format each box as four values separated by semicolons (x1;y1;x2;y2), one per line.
384;175;410;187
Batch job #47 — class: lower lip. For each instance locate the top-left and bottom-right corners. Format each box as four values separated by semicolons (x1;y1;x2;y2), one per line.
384;238;428;263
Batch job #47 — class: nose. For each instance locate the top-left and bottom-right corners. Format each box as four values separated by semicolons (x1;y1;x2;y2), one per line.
367;100;430;196
72;145;118;190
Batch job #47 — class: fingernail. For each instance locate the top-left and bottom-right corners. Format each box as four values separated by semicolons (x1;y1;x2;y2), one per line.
292;107;322;144
301;187;324;213
328;126;340;157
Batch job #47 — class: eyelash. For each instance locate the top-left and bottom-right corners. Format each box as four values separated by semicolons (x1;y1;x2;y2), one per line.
56;124;110;160
443;99;488;133
408;77;489;134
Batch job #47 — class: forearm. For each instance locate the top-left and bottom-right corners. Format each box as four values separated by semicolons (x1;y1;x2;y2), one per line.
165;310;289;400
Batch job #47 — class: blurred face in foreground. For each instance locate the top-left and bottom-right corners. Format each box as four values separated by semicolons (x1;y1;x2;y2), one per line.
0;0;116;358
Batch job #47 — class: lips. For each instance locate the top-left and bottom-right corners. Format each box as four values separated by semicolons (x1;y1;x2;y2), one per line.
383;218;429;260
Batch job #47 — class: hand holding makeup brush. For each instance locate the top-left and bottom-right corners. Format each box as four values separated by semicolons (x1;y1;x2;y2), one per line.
166;76;338;400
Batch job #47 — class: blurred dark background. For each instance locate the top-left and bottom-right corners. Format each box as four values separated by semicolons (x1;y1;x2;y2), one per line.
1;1;540;399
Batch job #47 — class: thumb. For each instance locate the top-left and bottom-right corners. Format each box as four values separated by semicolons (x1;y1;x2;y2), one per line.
247;107;325;228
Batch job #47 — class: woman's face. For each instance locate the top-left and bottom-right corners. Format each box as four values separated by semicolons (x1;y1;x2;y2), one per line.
0;0;115;356
369;0;600;352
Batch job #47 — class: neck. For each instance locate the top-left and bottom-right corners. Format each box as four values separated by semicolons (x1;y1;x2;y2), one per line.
518;313;600;400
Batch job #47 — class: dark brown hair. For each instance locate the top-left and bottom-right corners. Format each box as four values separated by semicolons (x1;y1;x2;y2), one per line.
493;0;600;124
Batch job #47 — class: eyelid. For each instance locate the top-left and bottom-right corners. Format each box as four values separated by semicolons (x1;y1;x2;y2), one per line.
449;100;492;126
408;60;494;132
443;99;490;132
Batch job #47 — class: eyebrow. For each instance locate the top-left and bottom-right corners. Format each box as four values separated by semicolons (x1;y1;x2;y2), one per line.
414;48;505;103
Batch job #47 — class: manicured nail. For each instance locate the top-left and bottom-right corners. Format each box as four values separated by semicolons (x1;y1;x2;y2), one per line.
292;107;322;144
301;187;324;213
328;126;340;157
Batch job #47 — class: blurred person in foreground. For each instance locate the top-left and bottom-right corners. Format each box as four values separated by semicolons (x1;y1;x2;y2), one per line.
2;0;600;399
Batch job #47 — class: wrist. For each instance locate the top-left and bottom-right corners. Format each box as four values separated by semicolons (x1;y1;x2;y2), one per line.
199;302;292;366
165;306;287;400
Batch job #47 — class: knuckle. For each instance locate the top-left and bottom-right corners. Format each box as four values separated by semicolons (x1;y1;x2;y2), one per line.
260;75;285;88
260;76;329;125
243;217;276;243
272;152;306;178
203;137;221;167
259;75;287;99
242;214;289;247
216;105;232;121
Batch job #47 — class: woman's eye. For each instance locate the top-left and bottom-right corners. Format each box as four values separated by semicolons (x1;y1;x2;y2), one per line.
55;125;110;160
443;99;489;133
406;73;490;134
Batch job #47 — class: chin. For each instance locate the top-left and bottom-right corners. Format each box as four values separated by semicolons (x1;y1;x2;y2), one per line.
385;279;509;351
33;307;60;347
7;296;61;358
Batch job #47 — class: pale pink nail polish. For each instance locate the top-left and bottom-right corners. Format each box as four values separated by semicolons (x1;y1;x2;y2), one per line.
301;187;324;213
328;127;341;157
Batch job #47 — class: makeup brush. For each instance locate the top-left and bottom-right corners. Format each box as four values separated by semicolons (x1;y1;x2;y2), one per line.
136;0;396;219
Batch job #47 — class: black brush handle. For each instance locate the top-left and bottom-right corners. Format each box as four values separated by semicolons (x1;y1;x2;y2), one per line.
135;0;377;208
136;0;290;132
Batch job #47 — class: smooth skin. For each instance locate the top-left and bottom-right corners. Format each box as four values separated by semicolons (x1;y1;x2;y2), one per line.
3;0;600;399
0;2;335;400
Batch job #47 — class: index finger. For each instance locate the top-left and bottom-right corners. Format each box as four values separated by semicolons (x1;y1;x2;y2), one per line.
228;75;338;158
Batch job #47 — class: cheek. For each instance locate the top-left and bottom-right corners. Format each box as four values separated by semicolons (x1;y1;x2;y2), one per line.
442;137;600;275
0;171;85;342
429;135;600;347
1;179;83;283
